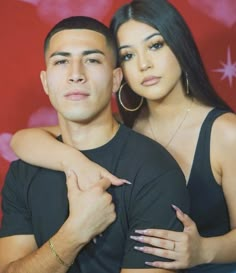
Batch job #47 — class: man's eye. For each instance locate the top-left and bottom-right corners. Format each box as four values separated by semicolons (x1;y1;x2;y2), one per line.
86;59;100;64
54;59;68;65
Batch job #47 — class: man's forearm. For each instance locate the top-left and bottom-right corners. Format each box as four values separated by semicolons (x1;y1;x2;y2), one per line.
3;226;84;273
3;244;69;273
1;169;116;273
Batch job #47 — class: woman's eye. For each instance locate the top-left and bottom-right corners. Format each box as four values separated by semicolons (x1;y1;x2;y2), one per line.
120;53;133;62
150;42;164;50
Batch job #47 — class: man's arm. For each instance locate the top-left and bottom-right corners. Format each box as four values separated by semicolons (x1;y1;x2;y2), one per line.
0;231;78;273
0;235;37;272
0;171;116;273
120;161;189;272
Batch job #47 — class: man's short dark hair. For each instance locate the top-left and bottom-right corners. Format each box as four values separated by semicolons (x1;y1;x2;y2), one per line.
44;16;118;66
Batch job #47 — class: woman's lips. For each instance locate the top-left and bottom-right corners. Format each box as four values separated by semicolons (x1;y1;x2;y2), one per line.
141;76;161;86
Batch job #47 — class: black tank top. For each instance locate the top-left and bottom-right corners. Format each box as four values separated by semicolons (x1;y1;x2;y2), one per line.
185;108;236;272
187;108;229;236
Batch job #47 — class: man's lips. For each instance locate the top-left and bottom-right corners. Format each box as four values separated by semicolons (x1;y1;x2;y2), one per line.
141;76;161;86
64;91;89;100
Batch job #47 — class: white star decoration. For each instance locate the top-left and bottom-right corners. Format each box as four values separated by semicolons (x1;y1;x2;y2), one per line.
213;47;236;88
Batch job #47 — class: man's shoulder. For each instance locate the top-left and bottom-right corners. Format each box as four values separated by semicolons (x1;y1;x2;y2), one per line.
121;124;162;147
119;125;182;173
10;158;41;172
7;159;44;186
120;125;173;158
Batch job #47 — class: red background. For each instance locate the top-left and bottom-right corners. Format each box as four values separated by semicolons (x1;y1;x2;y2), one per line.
0;0;235;219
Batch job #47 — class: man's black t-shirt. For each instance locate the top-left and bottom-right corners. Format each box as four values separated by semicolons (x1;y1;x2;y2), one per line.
0;125;189;272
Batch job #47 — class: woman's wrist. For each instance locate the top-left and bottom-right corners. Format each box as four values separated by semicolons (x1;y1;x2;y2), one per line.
60;147;87;173
200;237;215;264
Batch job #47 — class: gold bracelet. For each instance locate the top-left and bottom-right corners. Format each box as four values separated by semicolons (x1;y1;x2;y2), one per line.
48;239;73;268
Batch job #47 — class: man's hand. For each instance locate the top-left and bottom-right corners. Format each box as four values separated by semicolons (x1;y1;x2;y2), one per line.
65;169;116;246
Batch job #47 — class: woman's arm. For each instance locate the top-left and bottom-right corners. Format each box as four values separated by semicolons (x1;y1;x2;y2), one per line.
204;112;236;263
10;126;127;190
130;113;236;269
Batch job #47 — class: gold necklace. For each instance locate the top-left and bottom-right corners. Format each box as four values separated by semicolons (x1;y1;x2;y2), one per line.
148;100;193;148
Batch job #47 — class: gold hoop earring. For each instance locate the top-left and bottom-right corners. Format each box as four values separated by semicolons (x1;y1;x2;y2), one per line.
185;72;190;95
118;82;143;112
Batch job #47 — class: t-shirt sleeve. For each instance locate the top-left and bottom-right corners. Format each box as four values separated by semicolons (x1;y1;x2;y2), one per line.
122;168;190;268
0;162;33;237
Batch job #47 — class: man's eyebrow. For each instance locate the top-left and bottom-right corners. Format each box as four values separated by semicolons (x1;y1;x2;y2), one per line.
49;52;71;58
49;49;105;58
119;32;161;51
82;49;105;56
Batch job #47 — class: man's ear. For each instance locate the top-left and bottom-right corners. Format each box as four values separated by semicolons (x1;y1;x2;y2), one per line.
40;70;49;95
112;67;123;94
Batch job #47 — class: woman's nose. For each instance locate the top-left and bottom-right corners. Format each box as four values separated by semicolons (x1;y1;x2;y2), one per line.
139;53;152;71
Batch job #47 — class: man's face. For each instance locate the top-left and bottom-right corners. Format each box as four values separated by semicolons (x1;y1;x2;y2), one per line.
40;29;122;124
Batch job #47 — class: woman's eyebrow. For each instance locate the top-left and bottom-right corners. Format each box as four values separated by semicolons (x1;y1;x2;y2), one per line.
118;32;161;51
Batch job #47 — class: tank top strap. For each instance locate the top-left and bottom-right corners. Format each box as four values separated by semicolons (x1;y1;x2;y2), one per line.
188;108;228;184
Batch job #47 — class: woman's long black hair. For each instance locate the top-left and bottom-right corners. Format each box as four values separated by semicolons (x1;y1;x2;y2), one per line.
110;0;232;127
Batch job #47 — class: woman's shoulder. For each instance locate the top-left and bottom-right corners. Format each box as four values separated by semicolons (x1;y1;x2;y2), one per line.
212;110;236;143
211;110;236;173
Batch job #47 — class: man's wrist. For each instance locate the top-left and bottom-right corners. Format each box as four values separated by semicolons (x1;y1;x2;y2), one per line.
48;239;74;268
61;219;89;250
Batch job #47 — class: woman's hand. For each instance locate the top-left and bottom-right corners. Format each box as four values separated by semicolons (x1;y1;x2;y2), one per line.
130;205;207;270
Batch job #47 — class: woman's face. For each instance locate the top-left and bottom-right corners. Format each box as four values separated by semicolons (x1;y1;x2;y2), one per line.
117;20;183;101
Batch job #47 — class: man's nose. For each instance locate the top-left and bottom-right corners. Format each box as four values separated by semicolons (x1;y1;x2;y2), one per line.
68;62;86;83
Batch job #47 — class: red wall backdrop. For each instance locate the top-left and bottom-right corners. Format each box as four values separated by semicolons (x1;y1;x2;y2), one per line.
0;0;236;219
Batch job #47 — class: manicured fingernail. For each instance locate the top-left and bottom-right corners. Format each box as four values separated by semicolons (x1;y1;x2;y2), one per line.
134;246;144;251
145;261;153;266
172;204;184;216
130;235;144;241
146;261;160;267
135;229;147;234
121;179;132;184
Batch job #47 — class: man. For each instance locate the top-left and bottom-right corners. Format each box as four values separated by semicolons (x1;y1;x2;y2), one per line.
0;16;189;273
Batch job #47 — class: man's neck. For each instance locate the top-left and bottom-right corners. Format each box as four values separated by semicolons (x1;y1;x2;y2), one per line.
58;116;120;151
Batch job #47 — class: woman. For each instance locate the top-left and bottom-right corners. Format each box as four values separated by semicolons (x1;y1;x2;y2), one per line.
10;0;236;272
